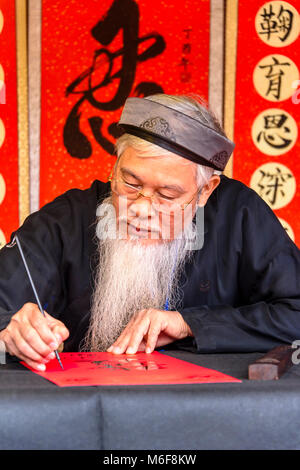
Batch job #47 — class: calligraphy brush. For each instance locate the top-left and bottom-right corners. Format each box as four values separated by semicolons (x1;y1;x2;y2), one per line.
8;235;64;370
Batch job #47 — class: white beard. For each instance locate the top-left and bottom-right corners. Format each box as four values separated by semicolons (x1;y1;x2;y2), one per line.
81;195;198;352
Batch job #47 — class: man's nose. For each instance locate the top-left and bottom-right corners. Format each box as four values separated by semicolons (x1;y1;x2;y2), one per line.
128;194;156;219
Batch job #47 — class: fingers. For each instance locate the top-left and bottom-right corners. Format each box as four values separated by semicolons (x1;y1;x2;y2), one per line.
107;309;163;355
107;309;191;356
3;328;55;371
16;309;57;355
10;327;51;363
2;303;69;369
48;316;70;346
107;311;148;354
145;318;167;353
125;319;150;354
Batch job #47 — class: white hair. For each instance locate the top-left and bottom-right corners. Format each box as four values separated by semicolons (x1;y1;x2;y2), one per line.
115;93;225;187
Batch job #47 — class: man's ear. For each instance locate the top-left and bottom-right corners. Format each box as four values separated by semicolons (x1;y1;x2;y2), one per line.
197;175;221;207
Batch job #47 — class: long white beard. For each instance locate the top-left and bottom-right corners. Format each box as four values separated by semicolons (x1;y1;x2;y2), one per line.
81;195;198;352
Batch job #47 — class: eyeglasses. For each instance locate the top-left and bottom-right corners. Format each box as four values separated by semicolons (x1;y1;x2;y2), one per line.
108;172;202;214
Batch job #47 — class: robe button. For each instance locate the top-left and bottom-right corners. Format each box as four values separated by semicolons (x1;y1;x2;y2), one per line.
199;280;210;292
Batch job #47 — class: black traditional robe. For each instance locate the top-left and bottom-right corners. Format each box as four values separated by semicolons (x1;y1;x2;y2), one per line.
0;175;300;353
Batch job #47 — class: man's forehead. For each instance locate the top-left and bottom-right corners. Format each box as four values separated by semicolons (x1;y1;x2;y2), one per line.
120;166;186;193
119;146;196;169
118;148;197;186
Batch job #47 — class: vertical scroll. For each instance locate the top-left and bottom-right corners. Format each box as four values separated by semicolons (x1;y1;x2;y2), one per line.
39;0;211;207
224;0;300;245
0;1;21;245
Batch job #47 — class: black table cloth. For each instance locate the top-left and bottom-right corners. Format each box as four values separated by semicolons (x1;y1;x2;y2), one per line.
0;350;300;450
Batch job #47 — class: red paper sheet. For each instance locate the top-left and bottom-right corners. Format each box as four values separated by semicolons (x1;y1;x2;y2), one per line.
21;352;241;387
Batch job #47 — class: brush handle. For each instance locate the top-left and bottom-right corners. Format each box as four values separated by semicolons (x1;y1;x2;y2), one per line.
14;235;64;370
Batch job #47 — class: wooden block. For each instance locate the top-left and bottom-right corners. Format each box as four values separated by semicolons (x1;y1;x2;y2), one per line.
248;345;294;380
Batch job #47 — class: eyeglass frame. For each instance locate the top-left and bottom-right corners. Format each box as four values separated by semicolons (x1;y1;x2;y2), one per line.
108;170;202;212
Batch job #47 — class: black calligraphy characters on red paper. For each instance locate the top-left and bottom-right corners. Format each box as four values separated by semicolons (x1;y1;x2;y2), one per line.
178;27;192;83
257;166;293;206
257;3;294;43
63;0;166;160
258;55;291;100
256;112;292;150
92;358;167;372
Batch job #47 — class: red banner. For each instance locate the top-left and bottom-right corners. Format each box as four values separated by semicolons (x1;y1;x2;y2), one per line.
0;1;19;246
233;0;300;245
40;0;210;207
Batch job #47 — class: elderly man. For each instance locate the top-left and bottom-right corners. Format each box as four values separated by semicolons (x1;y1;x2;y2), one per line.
0;94;299;371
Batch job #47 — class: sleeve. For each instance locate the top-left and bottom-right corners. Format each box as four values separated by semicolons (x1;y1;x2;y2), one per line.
0;193;77;331
177;190;300;353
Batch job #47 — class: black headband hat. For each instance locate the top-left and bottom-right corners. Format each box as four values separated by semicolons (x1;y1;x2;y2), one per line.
118;96;235;171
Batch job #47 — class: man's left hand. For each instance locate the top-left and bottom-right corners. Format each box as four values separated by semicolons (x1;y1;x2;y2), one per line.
107;308;193;355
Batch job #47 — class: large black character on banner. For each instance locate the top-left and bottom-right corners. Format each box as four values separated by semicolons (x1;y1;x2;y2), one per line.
63;0;166;159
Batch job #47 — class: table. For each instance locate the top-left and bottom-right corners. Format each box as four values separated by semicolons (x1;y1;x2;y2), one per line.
1;350;300;450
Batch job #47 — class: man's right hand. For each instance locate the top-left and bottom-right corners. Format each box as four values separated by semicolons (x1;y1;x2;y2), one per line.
0;302;69;370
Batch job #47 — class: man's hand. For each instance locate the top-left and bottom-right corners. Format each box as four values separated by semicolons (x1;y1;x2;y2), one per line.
0;302;69;370
107;308;193;355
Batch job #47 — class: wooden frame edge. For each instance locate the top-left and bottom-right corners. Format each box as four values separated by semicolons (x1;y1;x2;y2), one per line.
223;0;238;178
16;0;29;225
